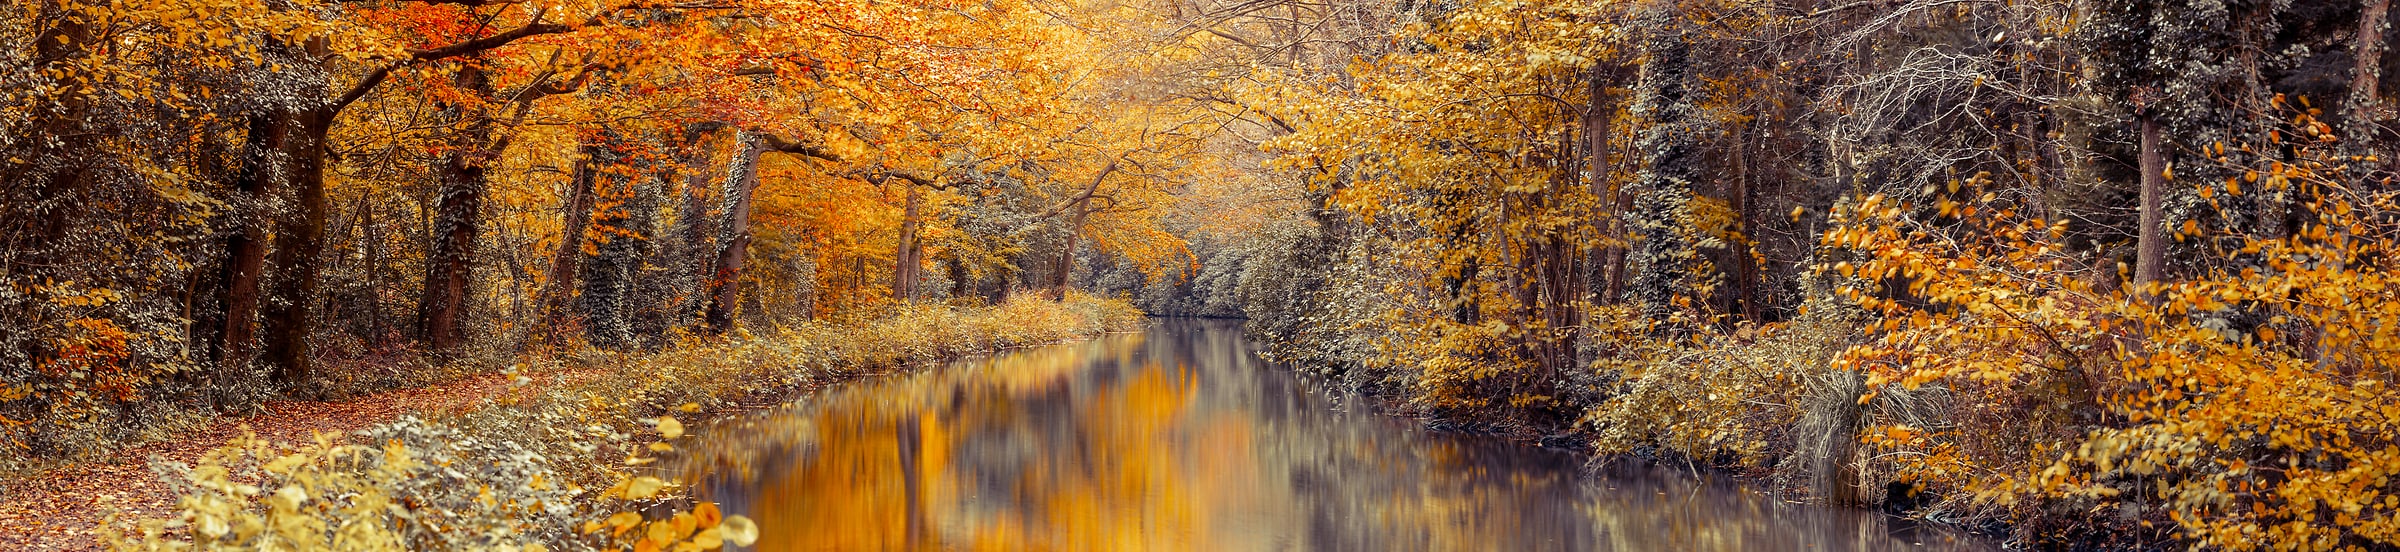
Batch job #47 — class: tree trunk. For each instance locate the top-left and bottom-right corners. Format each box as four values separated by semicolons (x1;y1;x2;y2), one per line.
414;62;496;352
1053;199;1089;300
1730;127;1760;322
538;146;601;333
363;200;388;349
706;133;766;333
580;165;659;349
211;112;279;371
1602;186;1633;305
2133;114;2166;302
414;159;487;351
2352;0;2391;134
673;132;722;327
1627;7;1704;332
946;256;970;302
893;182;923;302
1587;63;1630;307
261;106;331;384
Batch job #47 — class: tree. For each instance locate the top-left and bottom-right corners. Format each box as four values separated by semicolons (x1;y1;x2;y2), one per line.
1624;2;1710;331
705;132;766;333
577;129;664;350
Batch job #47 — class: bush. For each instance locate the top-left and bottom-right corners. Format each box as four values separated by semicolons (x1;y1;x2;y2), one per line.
1825;126;2400;548
106;417;587;551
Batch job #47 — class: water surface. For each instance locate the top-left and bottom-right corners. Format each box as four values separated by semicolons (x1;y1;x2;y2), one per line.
676;319;1994;551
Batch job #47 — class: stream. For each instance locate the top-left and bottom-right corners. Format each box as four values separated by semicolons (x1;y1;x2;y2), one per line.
673;318;1996;551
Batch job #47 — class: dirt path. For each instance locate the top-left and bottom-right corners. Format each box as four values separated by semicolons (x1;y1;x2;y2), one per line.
0;372;546;550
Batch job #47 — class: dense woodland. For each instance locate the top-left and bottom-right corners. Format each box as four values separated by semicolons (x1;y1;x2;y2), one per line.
6;0;2400;548
4;0;1216;447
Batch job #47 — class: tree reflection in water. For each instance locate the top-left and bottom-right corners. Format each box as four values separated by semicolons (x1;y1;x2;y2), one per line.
670;319;1995;551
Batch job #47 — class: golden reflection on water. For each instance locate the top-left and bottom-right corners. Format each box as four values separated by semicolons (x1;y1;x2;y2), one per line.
672;319;1996;552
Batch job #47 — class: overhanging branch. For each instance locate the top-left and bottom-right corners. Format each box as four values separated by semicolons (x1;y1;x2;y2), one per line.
758;133;940;187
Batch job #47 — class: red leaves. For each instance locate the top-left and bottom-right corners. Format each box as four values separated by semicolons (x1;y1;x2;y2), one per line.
39;319;139;402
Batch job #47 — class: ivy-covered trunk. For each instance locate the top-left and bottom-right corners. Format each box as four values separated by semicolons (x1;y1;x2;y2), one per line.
262;102;331;385
1625;6;1708;333
665;126;724;330
579;131;659;350
210;112;277;372
216;39;334;385
706;133;766;333
415;62;497;353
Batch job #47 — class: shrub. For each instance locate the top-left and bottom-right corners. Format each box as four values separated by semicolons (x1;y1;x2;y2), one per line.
1828;118;2400;548
105;417;589;551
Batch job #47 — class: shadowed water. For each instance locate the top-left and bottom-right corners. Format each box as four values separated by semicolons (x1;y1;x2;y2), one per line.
673;318;1996;551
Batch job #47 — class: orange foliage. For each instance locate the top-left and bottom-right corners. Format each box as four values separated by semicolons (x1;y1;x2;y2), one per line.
1832;112;2400;548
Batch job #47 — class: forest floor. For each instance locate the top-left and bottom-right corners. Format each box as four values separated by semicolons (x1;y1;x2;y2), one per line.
0;369;586;551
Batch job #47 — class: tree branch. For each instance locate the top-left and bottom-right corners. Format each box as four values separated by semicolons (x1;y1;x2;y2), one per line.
760;134;845;162
1026;158;1121;221
731;56;826;77
410;19;574;61
758;133;940;187
331;64;398;112
333;7;581;114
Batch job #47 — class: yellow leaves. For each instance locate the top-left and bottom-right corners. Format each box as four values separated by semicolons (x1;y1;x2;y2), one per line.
606;476;669;500
195;510;234;540
718;515;760;547
266;485;308;512
646;515;684;544
591;503;752;551
1689;195;1745;244
601;512;644;537
654;416;684;439
1818;139;2400;549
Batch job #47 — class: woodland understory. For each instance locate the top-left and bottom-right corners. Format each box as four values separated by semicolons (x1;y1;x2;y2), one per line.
8;0;2400;549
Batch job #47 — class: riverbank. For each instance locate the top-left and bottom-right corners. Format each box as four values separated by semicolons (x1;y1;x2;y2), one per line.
1248;304;2033;542
10;295;1141;551
648;317;1987;550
